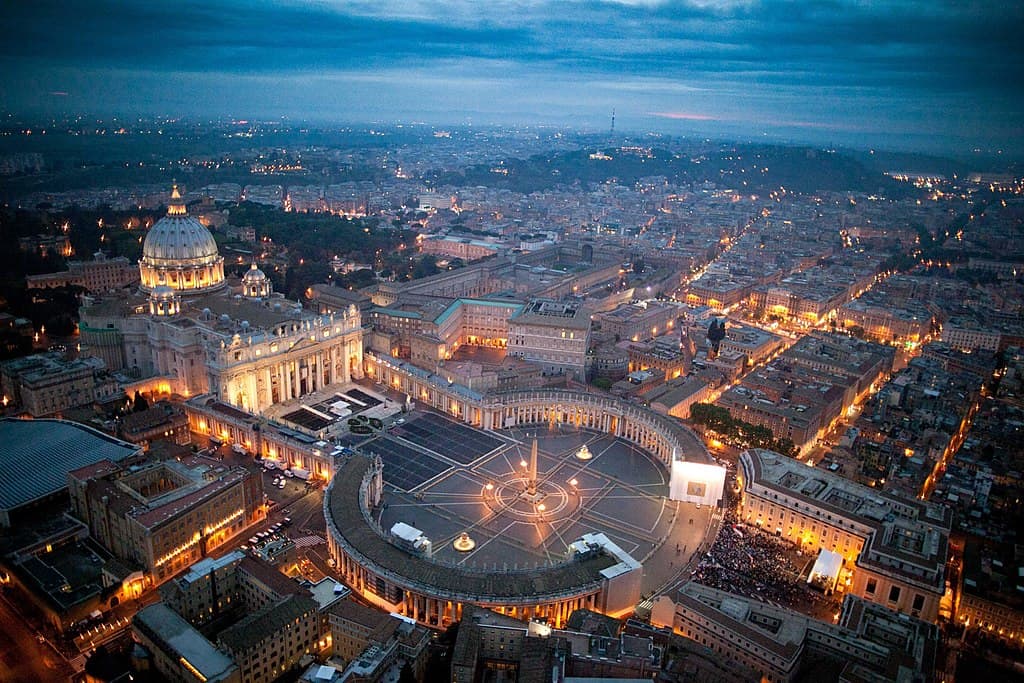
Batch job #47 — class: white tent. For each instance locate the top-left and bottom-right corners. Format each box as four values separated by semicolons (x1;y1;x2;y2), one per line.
314;664;339;681
329;400;351;417
807;548;843;591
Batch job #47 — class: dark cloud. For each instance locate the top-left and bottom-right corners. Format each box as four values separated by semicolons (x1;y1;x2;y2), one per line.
1;0;1022;153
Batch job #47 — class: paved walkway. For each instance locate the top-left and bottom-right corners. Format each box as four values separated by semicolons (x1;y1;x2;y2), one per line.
641;502;722;597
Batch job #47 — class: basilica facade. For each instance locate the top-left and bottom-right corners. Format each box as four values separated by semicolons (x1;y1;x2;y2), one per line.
79;185;363;413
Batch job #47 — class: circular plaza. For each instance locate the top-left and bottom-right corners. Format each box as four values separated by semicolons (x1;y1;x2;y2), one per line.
324;389;711;628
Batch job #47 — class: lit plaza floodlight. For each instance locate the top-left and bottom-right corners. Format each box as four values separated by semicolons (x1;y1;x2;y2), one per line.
453;532;475;552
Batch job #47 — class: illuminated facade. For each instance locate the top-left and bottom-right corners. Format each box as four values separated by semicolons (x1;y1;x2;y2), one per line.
839;299;931;344
737;449;951;622
205;304;363;413
595;301;681;343
627;338;690;380
955;537;1024;645
138;552;331;683
507;300;591;378
187;349;706;492
369;298;521;362
68;454;264;586
241;263;272;298
79;187;364;412
957;582;1024;645
26;252;139;292
717;323;786;366
183;396;340;481
685;275;753;310
365;358;705;467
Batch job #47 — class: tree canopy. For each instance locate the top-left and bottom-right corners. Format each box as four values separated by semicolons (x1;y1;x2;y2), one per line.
689;402;798;457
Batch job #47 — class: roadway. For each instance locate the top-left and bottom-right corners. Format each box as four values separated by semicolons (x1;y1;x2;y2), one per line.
0;589;73;683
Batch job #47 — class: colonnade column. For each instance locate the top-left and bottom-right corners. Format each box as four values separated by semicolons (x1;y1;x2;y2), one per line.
262;367;273;408
247;373;258;412
292;360;301;398
329;346;338;385
350;339;363;380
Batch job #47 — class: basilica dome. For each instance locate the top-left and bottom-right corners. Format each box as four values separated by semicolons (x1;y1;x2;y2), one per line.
139;185;225;294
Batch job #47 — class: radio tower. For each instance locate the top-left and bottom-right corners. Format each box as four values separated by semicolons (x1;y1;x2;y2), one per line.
610;109;616;135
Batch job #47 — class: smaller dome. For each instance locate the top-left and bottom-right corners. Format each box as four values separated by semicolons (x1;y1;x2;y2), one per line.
151;274;176;300
152;283;175;298
243;263;267;282
148;275;180;316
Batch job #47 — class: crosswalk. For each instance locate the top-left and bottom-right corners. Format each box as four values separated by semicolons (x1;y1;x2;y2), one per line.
292;534;325;548
68;654;87;673
635;596;654;619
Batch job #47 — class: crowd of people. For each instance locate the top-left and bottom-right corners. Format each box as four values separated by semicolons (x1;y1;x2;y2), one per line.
691;510;828;611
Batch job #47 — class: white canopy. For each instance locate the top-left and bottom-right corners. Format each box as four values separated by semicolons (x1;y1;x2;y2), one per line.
808;548;843;591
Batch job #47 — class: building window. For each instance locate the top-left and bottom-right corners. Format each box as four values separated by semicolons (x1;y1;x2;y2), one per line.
912;594;924;611
866;579;877;596
888;586;901;603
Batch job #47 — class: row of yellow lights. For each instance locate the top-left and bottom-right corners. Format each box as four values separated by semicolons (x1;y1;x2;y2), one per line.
155;531;201;568
203;508;244;536
156;507;245;568
960;616;1024;642
179;656;208;682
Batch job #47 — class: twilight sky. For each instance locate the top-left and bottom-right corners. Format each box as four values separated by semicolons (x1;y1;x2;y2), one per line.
2;0;1022;154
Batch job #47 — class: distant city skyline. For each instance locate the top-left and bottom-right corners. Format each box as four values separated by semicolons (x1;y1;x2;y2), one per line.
1;0;1022;156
